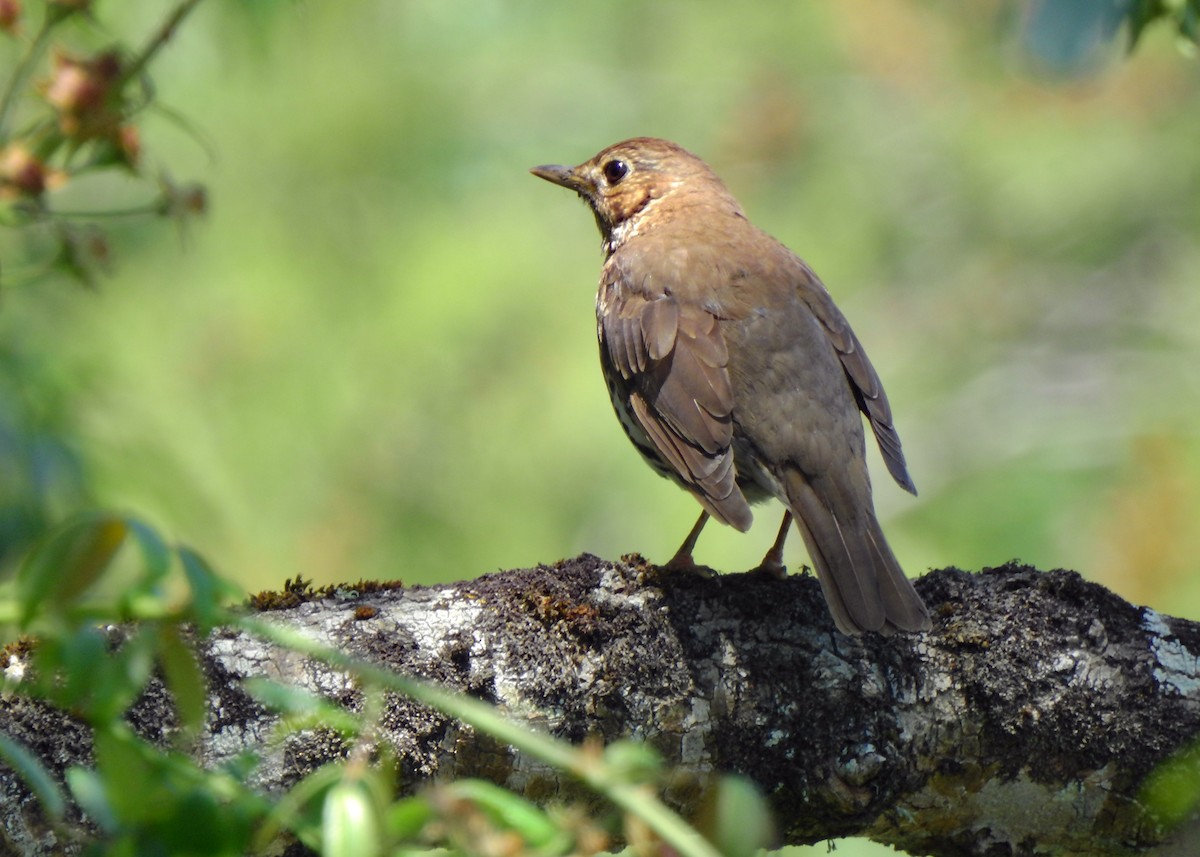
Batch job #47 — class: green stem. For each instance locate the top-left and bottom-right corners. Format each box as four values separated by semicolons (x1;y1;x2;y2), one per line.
239;616;724;857
43;203;165;220
0;7;69;140
120;0;209;88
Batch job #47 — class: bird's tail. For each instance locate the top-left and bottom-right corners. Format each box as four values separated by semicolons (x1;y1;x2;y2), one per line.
783;470;931;635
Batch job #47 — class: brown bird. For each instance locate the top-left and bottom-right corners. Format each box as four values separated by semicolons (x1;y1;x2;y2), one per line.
531;138;930;635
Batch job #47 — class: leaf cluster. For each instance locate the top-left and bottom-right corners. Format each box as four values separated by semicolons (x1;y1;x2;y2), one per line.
1;514;778;857
0;0;206;289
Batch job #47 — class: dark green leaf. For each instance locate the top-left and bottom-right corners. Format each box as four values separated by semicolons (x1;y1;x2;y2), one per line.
16;513;128;626
1182;0;1200;42
156;625;208;741
1127;0;1165;49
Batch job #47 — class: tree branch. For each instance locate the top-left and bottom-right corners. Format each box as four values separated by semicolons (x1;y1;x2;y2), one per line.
2;556;1198;855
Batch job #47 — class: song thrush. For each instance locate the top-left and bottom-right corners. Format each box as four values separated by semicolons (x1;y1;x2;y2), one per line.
531;137;930;635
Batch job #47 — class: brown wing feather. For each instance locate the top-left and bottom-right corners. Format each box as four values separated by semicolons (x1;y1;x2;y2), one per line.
795;262;916;495
601;292;752;531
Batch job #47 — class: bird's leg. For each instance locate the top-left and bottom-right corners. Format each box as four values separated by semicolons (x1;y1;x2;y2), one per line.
753;511;792;578
664;510;710;571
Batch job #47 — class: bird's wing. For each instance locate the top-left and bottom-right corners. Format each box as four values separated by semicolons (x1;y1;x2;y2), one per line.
600;290;753;531
797;264;916;495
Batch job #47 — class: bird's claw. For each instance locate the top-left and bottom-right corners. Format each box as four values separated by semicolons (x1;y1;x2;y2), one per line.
750;558;788;579
661;554;717;578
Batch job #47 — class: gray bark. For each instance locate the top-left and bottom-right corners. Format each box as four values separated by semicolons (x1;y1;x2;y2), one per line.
2;555;1199;856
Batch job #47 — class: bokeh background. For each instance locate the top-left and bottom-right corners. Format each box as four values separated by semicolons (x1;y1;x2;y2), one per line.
2;3;1199;853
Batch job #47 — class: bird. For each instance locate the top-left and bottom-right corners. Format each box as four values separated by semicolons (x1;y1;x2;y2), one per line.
530;137;930;635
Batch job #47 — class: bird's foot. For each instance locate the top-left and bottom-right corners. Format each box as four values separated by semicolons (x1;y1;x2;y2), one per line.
749;557;788;579
749;511;794;579
661;552;717;578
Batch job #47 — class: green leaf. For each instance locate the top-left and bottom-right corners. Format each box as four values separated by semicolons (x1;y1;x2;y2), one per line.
179;545;237;632
239;616;725;857
1126;0;1200;48
32;624;107;713
384;795;435;840
92;724;161;825
66;766;118;834
125;517;172;586
0;732;66;819
153;788;231;854
323;776;382;857
603;739;664;785
445;779;566;850
156;625;208;741
242;677;361;738
254;762;345;851
1139;737;1200;829
92;627;158;724
1181;0;1200;42
17;513;128;626
36;626;159;724
694;775;775;857
1127;0;1164;49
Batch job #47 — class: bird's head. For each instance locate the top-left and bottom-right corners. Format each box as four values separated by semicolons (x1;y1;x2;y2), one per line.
531;137;736;253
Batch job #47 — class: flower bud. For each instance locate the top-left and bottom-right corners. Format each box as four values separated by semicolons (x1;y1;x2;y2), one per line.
0;145;48;198
0;0;22;35
42;51;123;137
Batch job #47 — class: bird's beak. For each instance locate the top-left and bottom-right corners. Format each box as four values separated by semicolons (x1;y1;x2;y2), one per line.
530;164;587;192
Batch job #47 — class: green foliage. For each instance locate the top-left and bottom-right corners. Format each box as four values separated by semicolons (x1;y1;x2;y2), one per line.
0;4;780;854
1021;0;1199;71
1126;0;1200;50
0;517;775;856
0;344;90;571
693;775;776;857
323;774;383;857
16;512;126;624
0;515;269;856
0;0;208;289
78;722;264;857
1139;737;1200;833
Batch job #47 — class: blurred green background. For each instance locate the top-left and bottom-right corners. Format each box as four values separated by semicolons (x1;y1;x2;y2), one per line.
2;3;1199;853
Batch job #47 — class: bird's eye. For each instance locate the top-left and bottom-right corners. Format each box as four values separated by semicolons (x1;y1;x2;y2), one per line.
602;159;629;185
